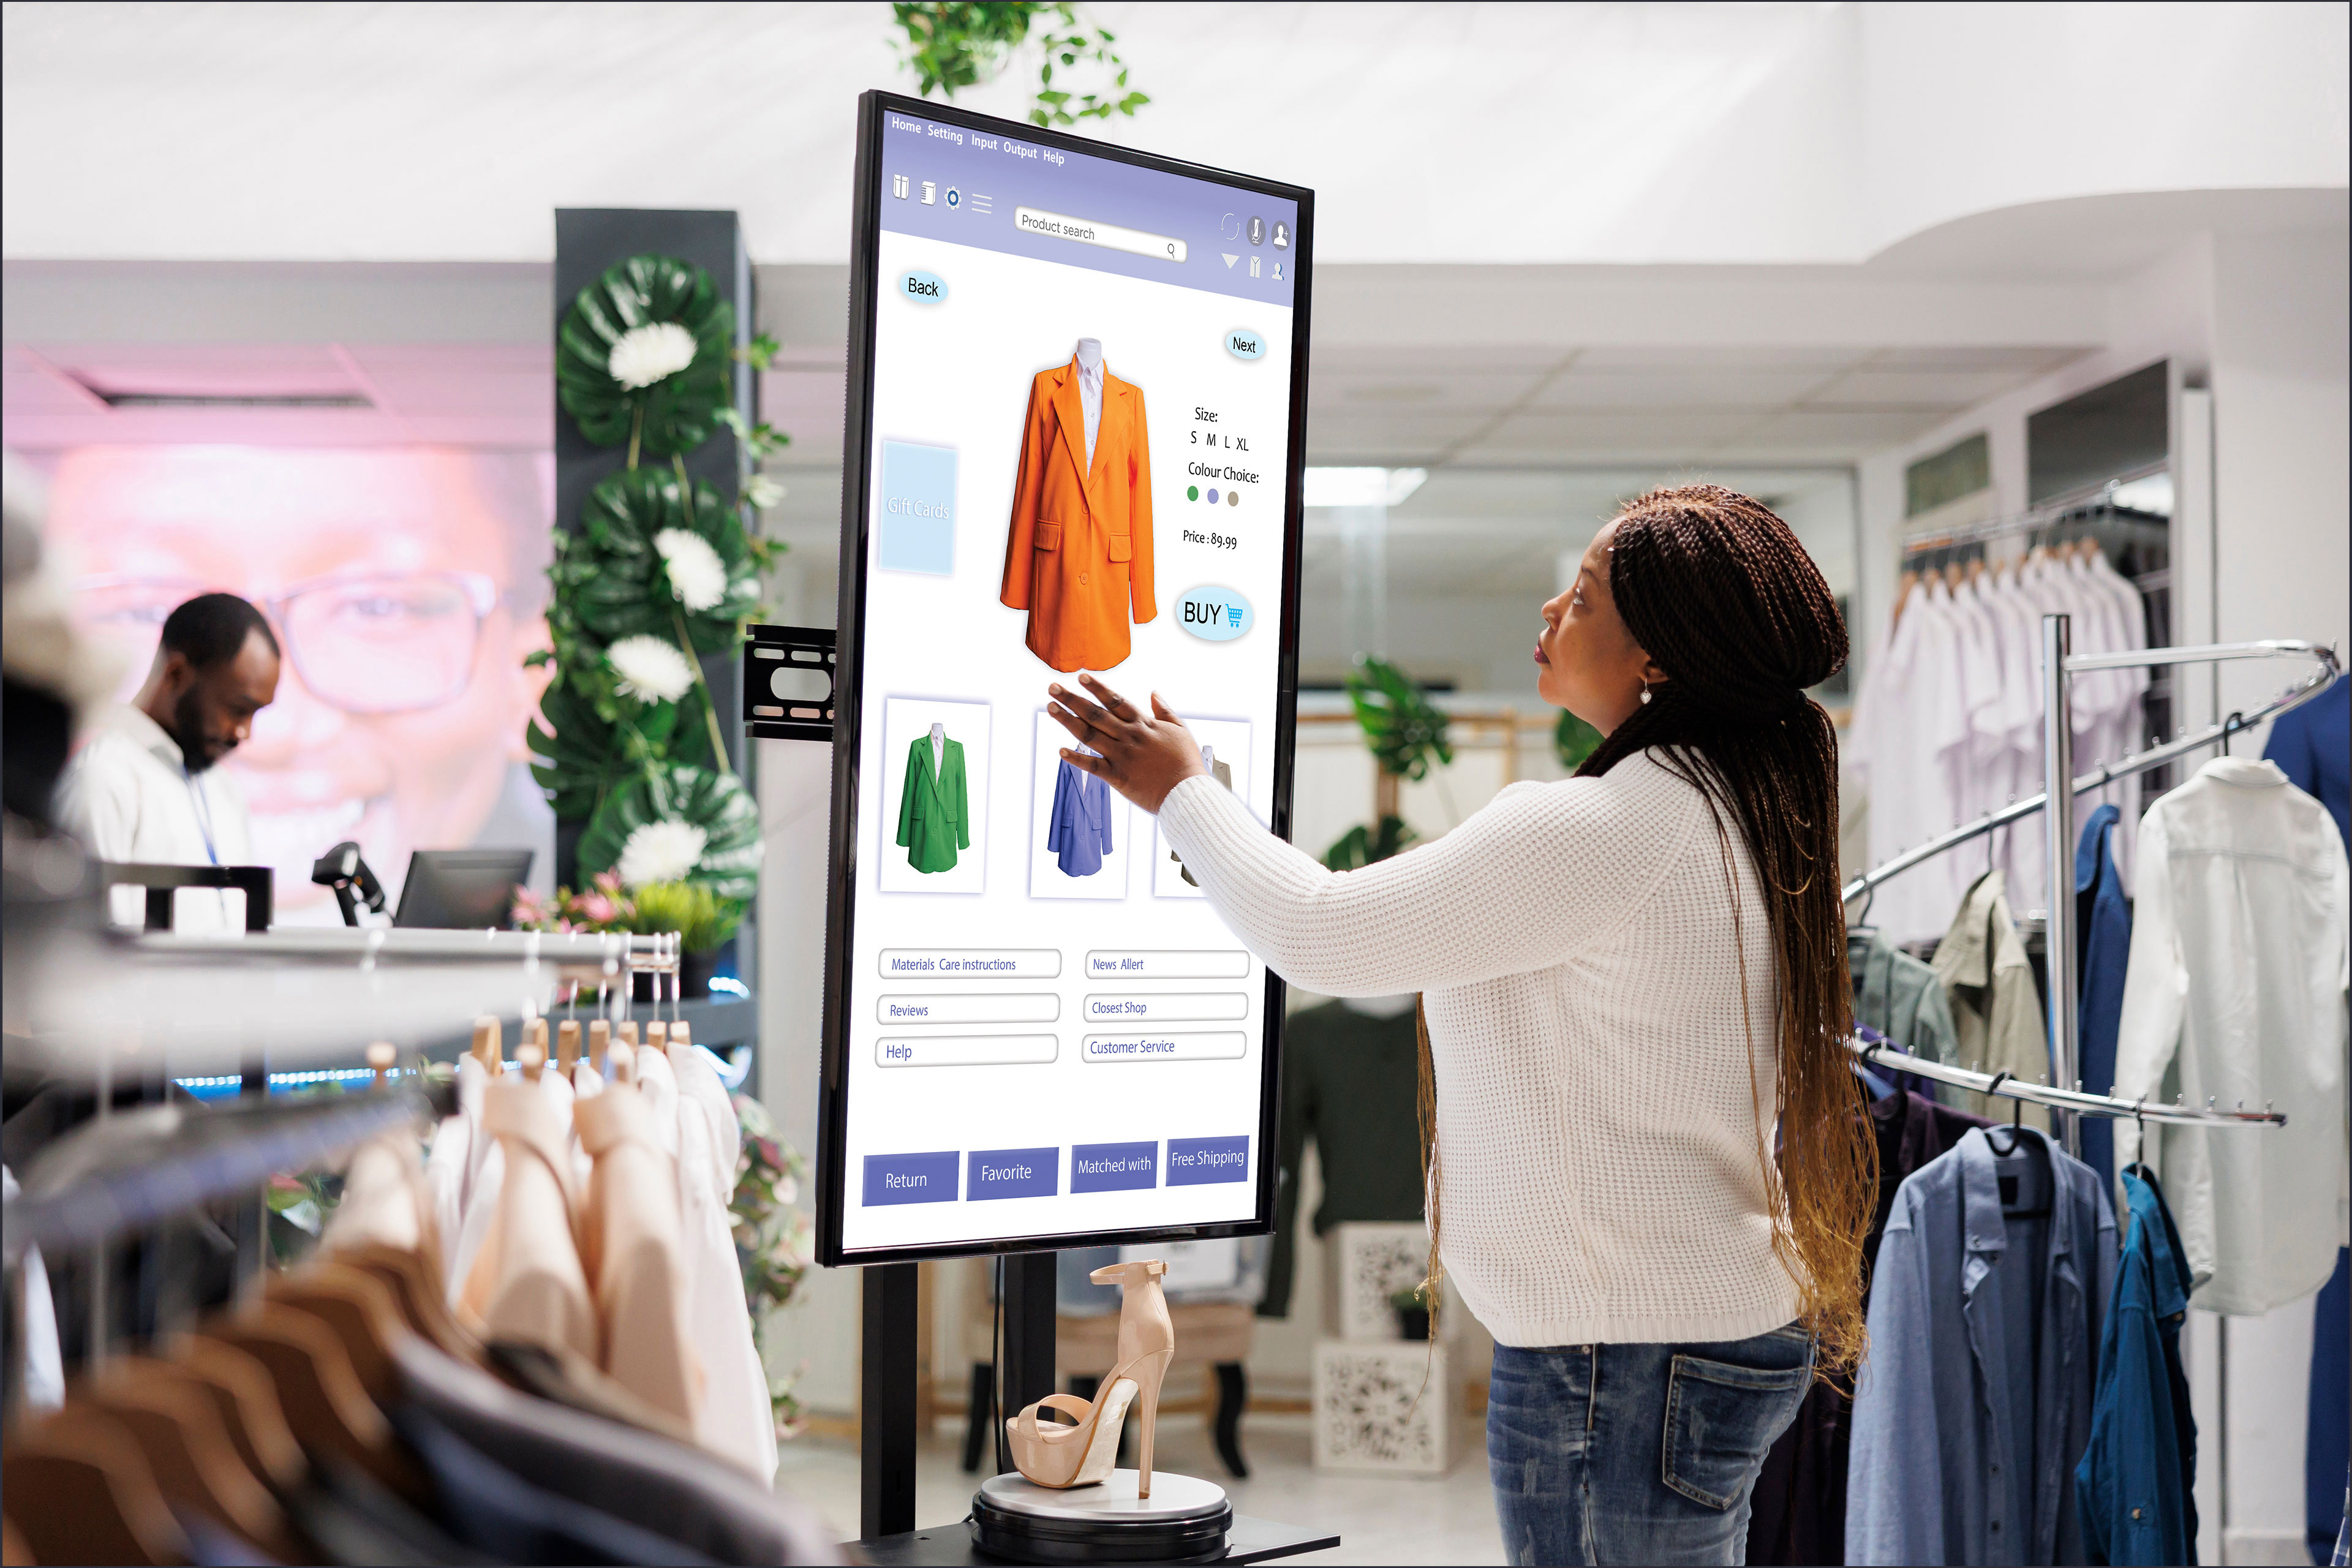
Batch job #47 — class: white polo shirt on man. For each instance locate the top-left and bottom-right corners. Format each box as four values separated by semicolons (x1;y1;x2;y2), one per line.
59;704;254;932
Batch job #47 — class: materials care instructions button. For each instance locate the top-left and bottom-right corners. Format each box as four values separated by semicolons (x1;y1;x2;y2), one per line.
881;948;1061;979
878;993;1059;1025
1166;1136;1251;1186
1081;1031;1246;1064
1085;950;1248;980
876;1035;1057;1068
1071;1140;1158;1193
863;1150;959;1206
967;1147;1058;1200
1083;993;1247;1023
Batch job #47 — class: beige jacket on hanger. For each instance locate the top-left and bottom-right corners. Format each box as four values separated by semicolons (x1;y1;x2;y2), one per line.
1931;867;2051;1130
575;1083;703;1431
459;1077;597;1360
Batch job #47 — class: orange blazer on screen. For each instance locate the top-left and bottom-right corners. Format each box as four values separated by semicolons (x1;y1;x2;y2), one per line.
999;357;1156;672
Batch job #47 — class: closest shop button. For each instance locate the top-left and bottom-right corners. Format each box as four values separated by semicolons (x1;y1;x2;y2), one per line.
863;1150;959;1207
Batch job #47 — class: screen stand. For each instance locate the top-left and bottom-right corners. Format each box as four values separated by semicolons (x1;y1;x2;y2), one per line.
862;1263;920;1539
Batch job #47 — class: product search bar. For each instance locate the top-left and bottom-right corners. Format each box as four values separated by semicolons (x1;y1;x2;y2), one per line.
1015;206;1186;263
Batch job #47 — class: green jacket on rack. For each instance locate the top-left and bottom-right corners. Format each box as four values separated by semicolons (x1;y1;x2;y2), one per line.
896;733;970;873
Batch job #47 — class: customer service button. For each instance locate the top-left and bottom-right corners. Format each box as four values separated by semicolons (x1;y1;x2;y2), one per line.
878;993;1060;1025
881;948;1061;979
876;1035;1058;1068
1080;1031;1246;1063
967;1147;1058;1200
863;1150;959;1206
1166;1136;1251;1186
1085;950;1248;980
1071;1141;1158;1193
1083;993;1247;1023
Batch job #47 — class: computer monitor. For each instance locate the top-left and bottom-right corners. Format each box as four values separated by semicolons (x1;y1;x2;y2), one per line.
393;849;534;930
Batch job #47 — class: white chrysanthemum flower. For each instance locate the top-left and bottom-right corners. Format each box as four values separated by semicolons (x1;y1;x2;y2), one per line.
742;474;786;511
607;635;695;704
654;527;728;611
607;322;698;390
616;818;708;887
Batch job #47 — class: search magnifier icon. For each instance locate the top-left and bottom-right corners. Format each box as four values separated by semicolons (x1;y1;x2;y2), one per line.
1167;242;1177;257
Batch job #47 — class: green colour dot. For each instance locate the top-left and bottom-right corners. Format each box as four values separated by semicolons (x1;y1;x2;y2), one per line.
1187;485;1199;502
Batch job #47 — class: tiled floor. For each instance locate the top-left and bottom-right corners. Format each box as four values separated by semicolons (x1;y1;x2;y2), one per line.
774;1411;1507;1565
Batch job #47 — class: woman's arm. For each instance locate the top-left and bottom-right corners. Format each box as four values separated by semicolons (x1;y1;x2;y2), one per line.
1155;771;1690;996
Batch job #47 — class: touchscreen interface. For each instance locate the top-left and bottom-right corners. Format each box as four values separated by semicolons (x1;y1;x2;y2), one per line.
827;100;1306;1259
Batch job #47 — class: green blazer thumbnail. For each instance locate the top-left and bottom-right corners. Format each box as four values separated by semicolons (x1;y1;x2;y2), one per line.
896;733;970;873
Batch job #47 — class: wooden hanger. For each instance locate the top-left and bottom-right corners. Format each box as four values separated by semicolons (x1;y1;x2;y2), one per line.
557;1019;582;1074
82;1360;306;1562
618;1021;639;1052
530;1018;551;1064
366;1039;396;1088
518;1040;546;1085
334;1238;484;1365
471;1015;502;1077
610;1041;638;1087
669;1020;692;1052
266;1261;412;1404
1;1405;190;1566
160;1338;309;1494
589;1019;611;1074
195;1302;426;1502
644;1020;668;1053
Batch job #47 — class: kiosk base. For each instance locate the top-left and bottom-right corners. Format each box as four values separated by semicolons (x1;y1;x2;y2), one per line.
971;1469;1230;1564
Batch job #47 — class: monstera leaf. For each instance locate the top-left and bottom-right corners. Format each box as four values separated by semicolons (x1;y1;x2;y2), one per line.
528;677;625;820
573;468;760;649
577;763;761;903
557;254;735;458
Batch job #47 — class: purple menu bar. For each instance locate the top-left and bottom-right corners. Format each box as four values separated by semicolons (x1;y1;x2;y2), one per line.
875;111;1300;309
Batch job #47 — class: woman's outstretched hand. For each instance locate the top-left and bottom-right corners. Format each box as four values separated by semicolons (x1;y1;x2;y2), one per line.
1047;673;1206;812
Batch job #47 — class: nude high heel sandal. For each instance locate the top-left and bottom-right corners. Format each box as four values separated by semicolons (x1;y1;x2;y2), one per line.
1005;1259;1175;1496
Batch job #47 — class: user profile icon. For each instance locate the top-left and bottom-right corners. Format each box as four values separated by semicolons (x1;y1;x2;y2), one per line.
1272;221;1289;250
1247;216;1264;246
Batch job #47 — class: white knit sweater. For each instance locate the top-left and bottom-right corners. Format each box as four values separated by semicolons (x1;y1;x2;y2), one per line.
1157;750;1802;1348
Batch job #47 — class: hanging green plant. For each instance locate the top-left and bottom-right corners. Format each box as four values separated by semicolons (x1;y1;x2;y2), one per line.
557;254;736;461
578;762;762;903
571;467;760;649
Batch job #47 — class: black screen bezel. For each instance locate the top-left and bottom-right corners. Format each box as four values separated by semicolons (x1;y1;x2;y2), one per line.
815;89;1314;1268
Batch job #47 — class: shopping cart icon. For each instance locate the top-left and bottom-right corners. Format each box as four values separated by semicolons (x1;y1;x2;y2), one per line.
1227;606;1243;628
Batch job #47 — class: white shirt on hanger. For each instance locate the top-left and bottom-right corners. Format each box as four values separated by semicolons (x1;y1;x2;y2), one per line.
2112;757;2350;1314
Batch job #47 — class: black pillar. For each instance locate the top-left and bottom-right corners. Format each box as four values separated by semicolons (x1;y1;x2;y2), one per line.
861;1262;919;1539
998;1252;1058;1472
549;208;756;883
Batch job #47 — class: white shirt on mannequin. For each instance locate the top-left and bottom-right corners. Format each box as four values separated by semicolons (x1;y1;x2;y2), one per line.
1074;337;1104;469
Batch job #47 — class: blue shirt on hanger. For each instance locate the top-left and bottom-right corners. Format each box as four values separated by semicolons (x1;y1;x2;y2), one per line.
2075;803;2131;1191
2075;1164;2198;1568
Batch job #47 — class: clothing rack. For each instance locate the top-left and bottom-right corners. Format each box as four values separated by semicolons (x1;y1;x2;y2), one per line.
1849;1035;2286;1129
1898;459;2171;559
1842;625;2336;1152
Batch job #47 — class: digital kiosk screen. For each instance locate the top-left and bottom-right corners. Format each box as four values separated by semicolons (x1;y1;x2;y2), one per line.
818;93;1311;1263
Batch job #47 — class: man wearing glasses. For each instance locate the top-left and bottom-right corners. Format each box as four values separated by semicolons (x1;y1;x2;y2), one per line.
60;592;280;931
47;447;554;923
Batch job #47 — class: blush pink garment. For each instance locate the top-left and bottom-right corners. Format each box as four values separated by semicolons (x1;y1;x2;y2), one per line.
574;1083;703;1432
459;1076;596;1362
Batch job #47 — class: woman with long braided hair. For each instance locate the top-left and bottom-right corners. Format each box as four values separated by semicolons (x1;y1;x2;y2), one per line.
1047;483;1874;1566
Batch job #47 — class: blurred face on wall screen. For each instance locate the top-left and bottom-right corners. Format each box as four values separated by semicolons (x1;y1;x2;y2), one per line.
48;446;553;917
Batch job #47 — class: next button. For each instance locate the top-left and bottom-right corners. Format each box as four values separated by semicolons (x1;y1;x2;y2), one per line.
862;1150;959;1207
968;1146;1058;1200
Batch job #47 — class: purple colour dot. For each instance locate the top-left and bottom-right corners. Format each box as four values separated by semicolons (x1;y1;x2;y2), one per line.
1207;488;1219;504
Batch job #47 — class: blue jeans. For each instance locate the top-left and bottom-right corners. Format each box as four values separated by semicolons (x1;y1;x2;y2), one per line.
1488;1324;1814;1566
